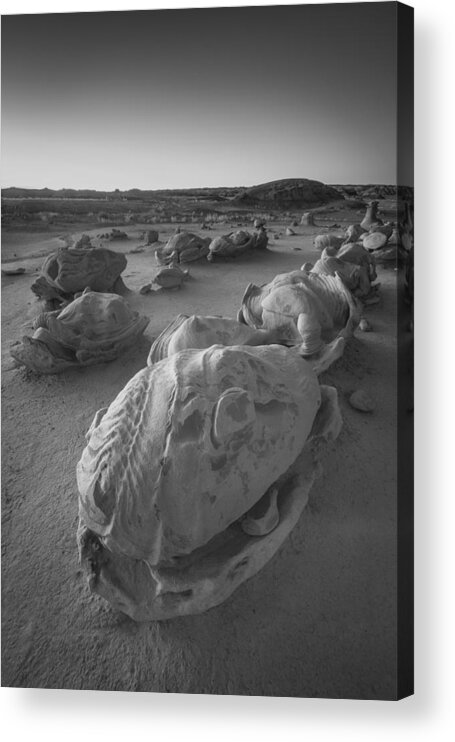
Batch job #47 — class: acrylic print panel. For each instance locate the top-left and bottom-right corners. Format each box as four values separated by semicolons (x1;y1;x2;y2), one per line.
1;1;413;699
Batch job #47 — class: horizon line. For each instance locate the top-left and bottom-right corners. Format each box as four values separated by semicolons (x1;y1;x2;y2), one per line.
1;180;406;192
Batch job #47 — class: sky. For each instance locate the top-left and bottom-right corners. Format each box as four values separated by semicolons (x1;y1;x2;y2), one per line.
1;3;399;190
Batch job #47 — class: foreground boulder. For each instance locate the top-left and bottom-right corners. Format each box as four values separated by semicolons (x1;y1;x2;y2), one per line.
77;344;342;620
149;313;345;376
148;314;296;363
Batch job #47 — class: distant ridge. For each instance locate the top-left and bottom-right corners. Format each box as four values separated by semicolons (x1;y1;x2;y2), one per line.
1;179;339;205
233;178;340;207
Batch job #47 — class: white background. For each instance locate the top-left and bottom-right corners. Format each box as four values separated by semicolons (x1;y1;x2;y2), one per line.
1;0;454;739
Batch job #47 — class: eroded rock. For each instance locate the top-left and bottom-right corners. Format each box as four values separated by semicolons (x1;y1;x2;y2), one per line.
360;201;383;231
238;270;361;358
77;344;342;620
145;230;159;245
207;228;268;261
349;389;376;412
314;234;344;251
300;212;315;226
153;263;189;289
11;290;149;374
155;231;211;265
358;319;372;332
31;247;128;308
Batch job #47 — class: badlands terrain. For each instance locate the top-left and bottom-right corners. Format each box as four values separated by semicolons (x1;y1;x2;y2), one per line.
1;182;410;698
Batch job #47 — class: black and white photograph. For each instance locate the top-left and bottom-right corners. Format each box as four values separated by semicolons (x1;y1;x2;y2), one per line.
2;1;414;702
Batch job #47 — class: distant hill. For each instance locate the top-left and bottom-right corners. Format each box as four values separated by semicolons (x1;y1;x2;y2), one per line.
2;179;339;205
233;178;341;207
2;180;412;206
0;186;240;201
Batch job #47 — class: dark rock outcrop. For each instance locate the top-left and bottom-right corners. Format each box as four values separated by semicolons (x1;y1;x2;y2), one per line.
234;179;339;208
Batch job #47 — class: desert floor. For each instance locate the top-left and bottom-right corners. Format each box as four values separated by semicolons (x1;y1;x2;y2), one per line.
2;219;400;698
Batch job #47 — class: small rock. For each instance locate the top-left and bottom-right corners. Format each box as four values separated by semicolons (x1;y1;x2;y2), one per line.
139;283;152;295
349;390;376;413
358;319;372;332
364;295;380;306
3;359;20;371
2;267;26;276
145;230;159;245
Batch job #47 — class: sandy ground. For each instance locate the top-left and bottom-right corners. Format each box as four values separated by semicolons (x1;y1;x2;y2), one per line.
1;220;398;698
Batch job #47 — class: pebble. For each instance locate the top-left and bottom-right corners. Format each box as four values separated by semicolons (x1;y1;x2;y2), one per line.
349;390;376;413
358;319;372;332
139;283;152;295
1;267;26;276
364;295;380;306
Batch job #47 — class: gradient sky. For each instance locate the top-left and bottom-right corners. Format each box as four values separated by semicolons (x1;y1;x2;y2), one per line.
1;3;398;190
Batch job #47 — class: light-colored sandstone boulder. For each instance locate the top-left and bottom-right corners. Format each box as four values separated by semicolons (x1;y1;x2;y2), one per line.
77;344;342;620
238;270;361;356
360;201;383;231
300;212;315;226
31;247;128;307
11;290;149;374
155;231;210;265
314;233;344;251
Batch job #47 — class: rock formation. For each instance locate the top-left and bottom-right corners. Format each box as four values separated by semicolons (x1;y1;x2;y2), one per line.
238;270;361;357
314;234;345;251
74;234;93;249
145;230;159;245
31;247;128;309
77;344;342;620
360;201;383;231
153;263;189;289
300;212;315;226
343;224;366;243
310;248;374;299
207;229;268;261
148;314;296;364
11;290;149;374
234;179;339;208
155;231;211;265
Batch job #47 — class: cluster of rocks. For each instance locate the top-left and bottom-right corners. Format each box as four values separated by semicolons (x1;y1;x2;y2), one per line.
313;200;411;267
9;192;409;622
11;244;149;373
75;238;395;620
107;228;128;241
74;234;93;249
